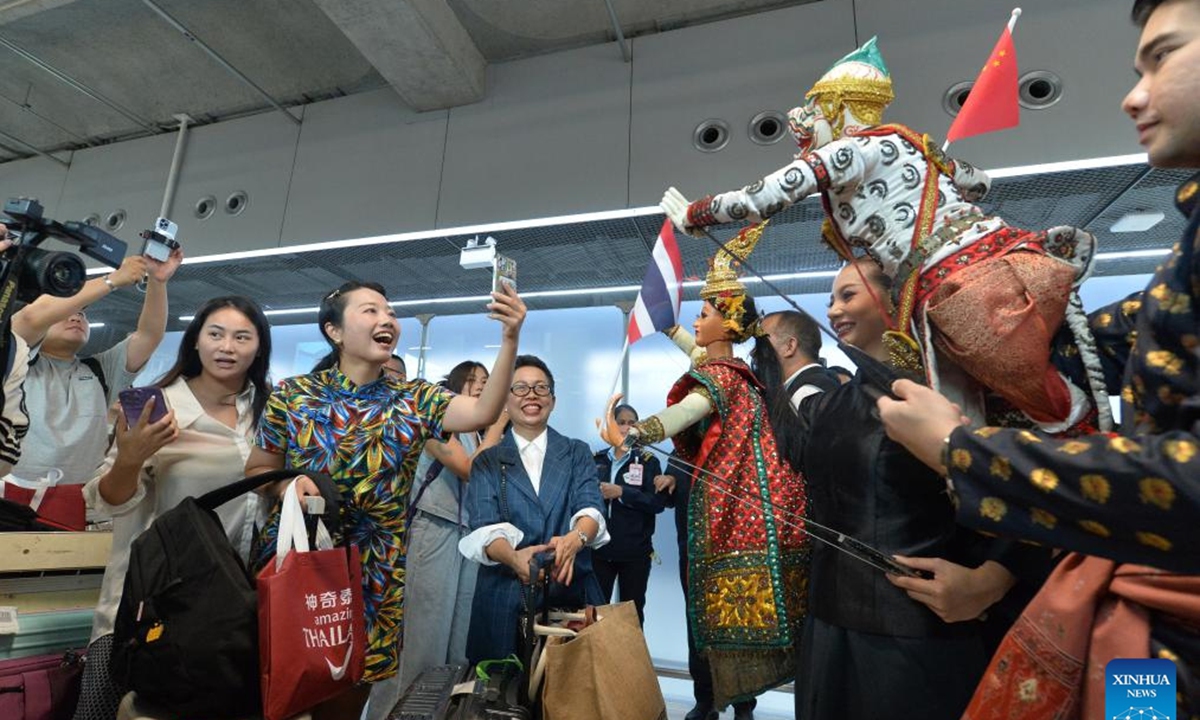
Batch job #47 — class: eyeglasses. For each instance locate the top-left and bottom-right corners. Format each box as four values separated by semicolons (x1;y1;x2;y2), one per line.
510;382;553;397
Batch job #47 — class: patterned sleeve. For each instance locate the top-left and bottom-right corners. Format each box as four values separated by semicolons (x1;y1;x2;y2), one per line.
255;380;293;454
0;332;29;474
947;423;1200;573
411;380;455;443
949;157;991;202
690;136;875;226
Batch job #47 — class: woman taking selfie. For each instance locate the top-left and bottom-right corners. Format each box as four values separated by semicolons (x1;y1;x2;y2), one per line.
245;281;525;720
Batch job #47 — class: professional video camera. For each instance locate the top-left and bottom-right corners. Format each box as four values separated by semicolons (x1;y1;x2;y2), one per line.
139;216;180;262
0;197;127;367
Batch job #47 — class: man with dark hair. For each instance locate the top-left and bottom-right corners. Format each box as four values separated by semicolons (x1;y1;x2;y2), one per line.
879;1;1200;715
761;310;839;411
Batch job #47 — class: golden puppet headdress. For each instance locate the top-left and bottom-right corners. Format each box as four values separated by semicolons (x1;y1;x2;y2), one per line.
700;221;768;342
805;36;895;138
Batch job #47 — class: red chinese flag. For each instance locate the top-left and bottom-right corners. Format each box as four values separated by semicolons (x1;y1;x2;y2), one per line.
946;27;1019;143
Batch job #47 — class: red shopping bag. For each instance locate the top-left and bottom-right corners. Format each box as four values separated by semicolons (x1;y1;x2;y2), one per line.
1;472;85;531
257;481;365;720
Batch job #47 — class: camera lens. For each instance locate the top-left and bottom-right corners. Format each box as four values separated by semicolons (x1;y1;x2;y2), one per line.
20;248;87;302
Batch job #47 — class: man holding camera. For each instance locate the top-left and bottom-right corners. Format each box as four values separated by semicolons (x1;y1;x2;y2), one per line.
6;222;182;501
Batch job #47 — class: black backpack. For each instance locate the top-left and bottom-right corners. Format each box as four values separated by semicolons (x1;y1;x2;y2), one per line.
110;469;341;718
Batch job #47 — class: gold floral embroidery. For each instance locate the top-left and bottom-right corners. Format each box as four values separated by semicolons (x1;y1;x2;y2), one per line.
1109;436;1142;454
705;570;777;630
1149;282;1191;312
1145;350;1184;376
1139;478;1176;510
1158;647;1180;662
1079;520;1111;537
1058;441;1090;455
990;456;1012;481
1163;439;1197;464
1080;474;1111;504
979;497;1007;522
1094;312;1113;328
1179;180;1199;204
1017;430;1042;445
1121;386;1136;404
1030;468;1058;493
973;427;1002;439
1031;508;1057;529
951;448;972;471
1136;531;1172;552
1121;299;1142;316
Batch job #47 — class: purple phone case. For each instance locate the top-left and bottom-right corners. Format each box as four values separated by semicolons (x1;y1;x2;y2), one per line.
120;387;168;425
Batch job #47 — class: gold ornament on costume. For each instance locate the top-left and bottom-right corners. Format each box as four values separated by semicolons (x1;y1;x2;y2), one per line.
883;330;923;374
700;220;769;342
805;37;895;139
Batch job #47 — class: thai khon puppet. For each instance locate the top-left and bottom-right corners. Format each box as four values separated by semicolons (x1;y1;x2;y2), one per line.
660;38;1111;435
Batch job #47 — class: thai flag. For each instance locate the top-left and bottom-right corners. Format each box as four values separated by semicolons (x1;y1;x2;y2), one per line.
627;220;684;344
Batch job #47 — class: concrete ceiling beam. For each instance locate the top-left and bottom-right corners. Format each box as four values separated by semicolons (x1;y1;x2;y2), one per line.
312;0;486;112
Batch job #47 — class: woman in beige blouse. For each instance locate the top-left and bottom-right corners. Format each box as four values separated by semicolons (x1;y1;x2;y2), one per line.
74;296;273;720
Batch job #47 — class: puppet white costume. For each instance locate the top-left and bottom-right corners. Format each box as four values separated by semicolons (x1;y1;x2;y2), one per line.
662;39;1109;435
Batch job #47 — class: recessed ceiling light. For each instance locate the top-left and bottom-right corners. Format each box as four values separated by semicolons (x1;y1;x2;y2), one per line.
1109;211;1165;233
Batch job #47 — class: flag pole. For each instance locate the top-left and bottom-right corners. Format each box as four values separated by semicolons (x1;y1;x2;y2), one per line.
942;7;1022;153
600;338;630;437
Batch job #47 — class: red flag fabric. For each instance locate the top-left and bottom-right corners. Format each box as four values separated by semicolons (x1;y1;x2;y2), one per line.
946;26;1019;143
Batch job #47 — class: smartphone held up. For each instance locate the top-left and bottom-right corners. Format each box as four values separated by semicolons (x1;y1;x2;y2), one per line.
119;386;169;426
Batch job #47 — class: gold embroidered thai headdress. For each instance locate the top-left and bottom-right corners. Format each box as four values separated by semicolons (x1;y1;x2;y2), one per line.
699;221;768;342
805;36;894;138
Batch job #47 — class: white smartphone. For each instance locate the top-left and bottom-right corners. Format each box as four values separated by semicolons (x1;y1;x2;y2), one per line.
492;254;517;294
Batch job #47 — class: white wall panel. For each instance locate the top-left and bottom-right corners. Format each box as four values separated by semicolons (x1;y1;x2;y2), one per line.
0;156;70;219
169;110;303;256
855;0;1140;169
629;0;858;207
281;89;447;245
53;132;175;261
438;43;632;227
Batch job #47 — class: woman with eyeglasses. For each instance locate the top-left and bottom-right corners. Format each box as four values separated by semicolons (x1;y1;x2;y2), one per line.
458;354;608;664
245;281;525;720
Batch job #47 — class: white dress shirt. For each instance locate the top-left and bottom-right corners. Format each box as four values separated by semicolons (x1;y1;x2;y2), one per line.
784;362;827;412
458;429;608;565
83;378;259;641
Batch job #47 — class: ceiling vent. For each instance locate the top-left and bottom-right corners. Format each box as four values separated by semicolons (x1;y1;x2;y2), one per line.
942;81;974;117
693;119;730;153
194;195;216;220
225;191;249;216
104;209;126;232
1019;70;1064;109
749;111;787;145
